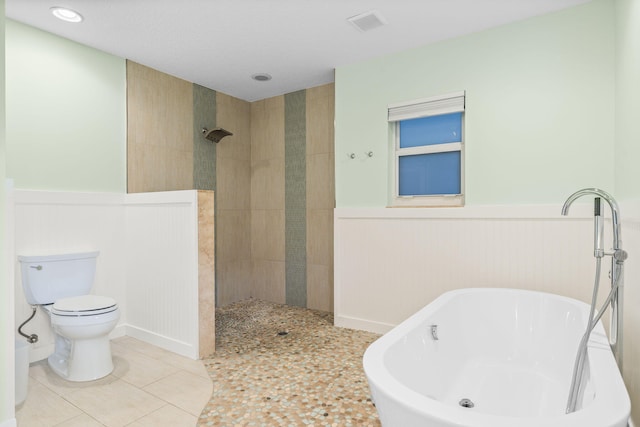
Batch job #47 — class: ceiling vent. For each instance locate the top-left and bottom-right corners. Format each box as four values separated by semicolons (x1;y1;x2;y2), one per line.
347;10;387;32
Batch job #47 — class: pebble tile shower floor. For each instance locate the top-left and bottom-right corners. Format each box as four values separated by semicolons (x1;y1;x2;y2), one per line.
199;299;382;426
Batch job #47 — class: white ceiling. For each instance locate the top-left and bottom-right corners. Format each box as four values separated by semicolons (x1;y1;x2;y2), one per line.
6;0;591;102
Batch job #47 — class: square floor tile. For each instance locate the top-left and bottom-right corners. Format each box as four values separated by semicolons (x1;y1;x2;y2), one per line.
143;371;213;416
127;404;197;427
54;413;106;427
111;343;180;388
30;360;119;397
16;381;82;427
64;379;165;427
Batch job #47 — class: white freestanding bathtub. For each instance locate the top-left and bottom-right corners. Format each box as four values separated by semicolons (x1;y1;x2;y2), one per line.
363;288;630;427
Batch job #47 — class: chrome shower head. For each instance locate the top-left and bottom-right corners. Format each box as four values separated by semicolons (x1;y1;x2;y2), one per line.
202;127;233;143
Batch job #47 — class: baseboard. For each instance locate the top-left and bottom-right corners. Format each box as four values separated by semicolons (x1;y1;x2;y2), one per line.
0;418;17;427
125;325;198;360
334;314;395;335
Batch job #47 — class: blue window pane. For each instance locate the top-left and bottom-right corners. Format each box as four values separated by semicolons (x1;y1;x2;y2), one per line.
399;113;462;148
399;151;461;196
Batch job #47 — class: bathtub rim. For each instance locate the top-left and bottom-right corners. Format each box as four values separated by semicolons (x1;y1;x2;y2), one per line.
363;287;631;427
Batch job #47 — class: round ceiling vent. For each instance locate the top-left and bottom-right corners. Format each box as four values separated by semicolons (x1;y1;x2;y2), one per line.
251;73;272;82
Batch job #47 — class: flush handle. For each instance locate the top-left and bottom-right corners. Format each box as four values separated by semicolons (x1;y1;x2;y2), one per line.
29;265;43;271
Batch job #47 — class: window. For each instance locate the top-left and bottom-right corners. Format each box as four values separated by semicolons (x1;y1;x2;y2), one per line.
388;91;465;207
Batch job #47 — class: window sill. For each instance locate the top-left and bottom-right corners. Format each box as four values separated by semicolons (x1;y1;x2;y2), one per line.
390;195;464;208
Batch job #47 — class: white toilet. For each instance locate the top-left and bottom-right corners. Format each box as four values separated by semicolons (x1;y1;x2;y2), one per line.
18;251;120;382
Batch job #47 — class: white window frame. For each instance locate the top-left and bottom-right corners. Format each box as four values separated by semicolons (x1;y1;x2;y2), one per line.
388;91;465;207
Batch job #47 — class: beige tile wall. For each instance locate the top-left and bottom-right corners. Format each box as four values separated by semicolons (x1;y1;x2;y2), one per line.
197;190;215;357
306;84;335;312
127;61;194;192
126;63;335;312
215;93;253;306
250;96;287;304
248;84;335;311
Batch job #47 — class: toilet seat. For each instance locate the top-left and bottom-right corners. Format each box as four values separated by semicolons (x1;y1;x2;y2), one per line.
52;295;118;317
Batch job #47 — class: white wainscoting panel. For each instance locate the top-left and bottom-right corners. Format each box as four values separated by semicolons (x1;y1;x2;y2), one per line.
13;190;201;362
618;201;640;425
13;191;126;362
334;204;613;334
124;191;199;359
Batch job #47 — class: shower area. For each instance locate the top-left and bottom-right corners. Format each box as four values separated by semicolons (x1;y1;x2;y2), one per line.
126;61;336;353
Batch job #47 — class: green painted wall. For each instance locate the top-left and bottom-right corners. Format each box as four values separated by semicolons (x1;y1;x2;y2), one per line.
615;0;640;201
6;20;126;192
0;2;11;423
335;0;615;207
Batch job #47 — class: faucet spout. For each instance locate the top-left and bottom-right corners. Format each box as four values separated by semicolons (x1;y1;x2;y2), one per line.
561;187;621;250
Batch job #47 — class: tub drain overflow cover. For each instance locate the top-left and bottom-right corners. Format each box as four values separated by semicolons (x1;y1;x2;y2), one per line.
459;398;474;408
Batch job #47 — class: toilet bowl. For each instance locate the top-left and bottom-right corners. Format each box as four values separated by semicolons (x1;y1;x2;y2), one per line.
18;252;120;382
45;295;120;381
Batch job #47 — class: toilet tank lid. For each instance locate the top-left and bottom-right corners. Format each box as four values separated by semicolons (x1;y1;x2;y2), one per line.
18;251;100;263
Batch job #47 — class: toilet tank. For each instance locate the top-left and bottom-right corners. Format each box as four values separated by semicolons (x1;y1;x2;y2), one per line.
18;251;99;305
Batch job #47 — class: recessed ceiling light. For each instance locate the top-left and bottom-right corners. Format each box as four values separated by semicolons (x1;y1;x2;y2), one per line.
251;73;272;82
50;6;83;23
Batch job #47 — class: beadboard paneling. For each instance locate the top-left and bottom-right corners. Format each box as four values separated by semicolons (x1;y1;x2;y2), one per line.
124;191;199;358
13;190;202;361
335;204;613;333
13;191;127;362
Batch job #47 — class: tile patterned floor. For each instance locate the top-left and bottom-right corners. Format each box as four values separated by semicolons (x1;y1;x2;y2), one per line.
17;299;382;426
199;299;382;426
16;336;212;427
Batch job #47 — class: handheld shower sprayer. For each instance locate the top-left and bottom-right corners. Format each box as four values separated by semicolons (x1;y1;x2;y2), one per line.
561;187;621;251
594;197;604;258
562;187;628;413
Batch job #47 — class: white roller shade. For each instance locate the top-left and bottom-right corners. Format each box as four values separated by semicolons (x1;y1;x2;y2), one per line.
388;91;465;122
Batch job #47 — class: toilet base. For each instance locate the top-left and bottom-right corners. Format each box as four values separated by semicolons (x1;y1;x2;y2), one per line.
48;333;115;382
